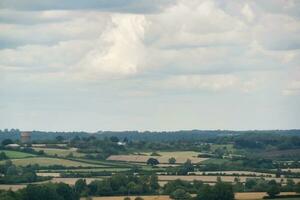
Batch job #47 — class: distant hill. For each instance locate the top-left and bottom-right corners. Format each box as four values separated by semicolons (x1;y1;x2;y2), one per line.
0;129;300;142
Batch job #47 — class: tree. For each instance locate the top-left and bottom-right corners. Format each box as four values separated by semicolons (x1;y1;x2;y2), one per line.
56;136;64;142
0;152;8;160
170;189;191;200
2;139;13;146
213;181;234;200
75;179;87;194
110;136;119;143
266;180;280;198
196;185;214;200
169;157;176;164
295;182;300;193
183;159;194;172
149;174;160;191
147;158;159;166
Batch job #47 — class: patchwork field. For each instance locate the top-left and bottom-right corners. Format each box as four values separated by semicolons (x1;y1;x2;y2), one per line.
107;151;208;164
0;150;36;159
79;192;298;200
158;175;300;184
0;157;99;167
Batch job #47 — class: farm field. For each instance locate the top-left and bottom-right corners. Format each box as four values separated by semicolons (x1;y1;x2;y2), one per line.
157;175;300;184
282;168;300;173
107;151;208;164
191;171;274;177
0;157;100;167
79;192;298;200
32;147;86;157
0;150;36;159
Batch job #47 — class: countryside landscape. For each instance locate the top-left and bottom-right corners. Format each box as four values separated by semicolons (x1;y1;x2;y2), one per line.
0;129;300;200
1;0;300;200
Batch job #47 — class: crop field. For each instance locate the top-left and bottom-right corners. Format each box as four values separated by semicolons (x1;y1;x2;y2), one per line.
107;151;208;164
158;175;300;184
79;192;298;200
191;171;274;177
0;150;36;159
282;168;300;173
0;157;100;167
32;147;86;157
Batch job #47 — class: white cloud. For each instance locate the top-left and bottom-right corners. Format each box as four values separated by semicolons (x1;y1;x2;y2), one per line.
241;4;255;22
283;80;300;96
74;14;147;79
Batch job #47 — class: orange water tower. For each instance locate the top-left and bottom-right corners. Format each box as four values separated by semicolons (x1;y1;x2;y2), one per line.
21;131;31;143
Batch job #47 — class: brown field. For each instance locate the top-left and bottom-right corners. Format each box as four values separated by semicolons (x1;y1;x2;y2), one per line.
80;192;297;200
235;192;296;200
36;172;61;177
282;168;300;173
0;184;27;191
107;151;208;164
158;175;300;184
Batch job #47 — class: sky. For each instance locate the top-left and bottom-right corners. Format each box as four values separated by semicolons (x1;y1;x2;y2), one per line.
0;0;300;132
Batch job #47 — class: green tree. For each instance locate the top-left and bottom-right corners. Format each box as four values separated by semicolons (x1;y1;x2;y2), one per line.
147;158;159;166
266;180;280;198
213;181;234;200
75;179;87;194
170;189;191;200
168;157;176;164
2;139;13;146
196;185;214;200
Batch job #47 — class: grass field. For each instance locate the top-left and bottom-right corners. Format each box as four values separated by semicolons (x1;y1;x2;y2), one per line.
107;151;208;164
32;147;86;157
0;150;36;159
0;157;100;167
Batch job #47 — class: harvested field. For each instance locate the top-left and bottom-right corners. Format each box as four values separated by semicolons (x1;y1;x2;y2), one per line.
0;157;99;167
107;151;208;164
0;184;27;191
235;192;296;200
36;172;61;177
158;175;300;184
282;168;300;173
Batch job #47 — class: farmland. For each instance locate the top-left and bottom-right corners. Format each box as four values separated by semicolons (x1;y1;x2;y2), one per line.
80;192;298;200
0;150;36;159
32;147;86;157
107;151;209;164
0;157;99;167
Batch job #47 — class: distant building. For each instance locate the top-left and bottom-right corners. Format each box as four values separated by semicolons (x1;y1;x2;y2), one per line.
5;144;20;149
21;131;31;143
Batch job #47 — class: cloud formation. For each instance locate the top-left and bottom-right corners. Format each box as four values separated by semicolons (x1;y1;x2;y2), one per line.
1;0;299;131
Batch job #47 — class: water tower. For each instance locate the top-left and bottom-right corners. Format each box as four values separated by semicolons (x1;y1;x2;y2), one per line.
21;131;31;143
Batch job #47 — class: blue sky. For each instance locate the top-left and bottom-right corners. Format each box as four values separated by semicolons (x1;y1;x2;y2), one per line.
0;0;300;131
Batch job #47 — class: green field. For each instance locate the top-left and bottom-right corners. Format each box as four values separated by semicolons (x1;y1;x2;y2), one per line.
0;150;36;159
0;157;100;167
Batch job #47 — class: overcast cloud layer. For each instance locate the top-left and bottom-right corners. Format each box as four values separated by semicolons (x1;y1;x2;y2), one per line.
1;0;300;131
